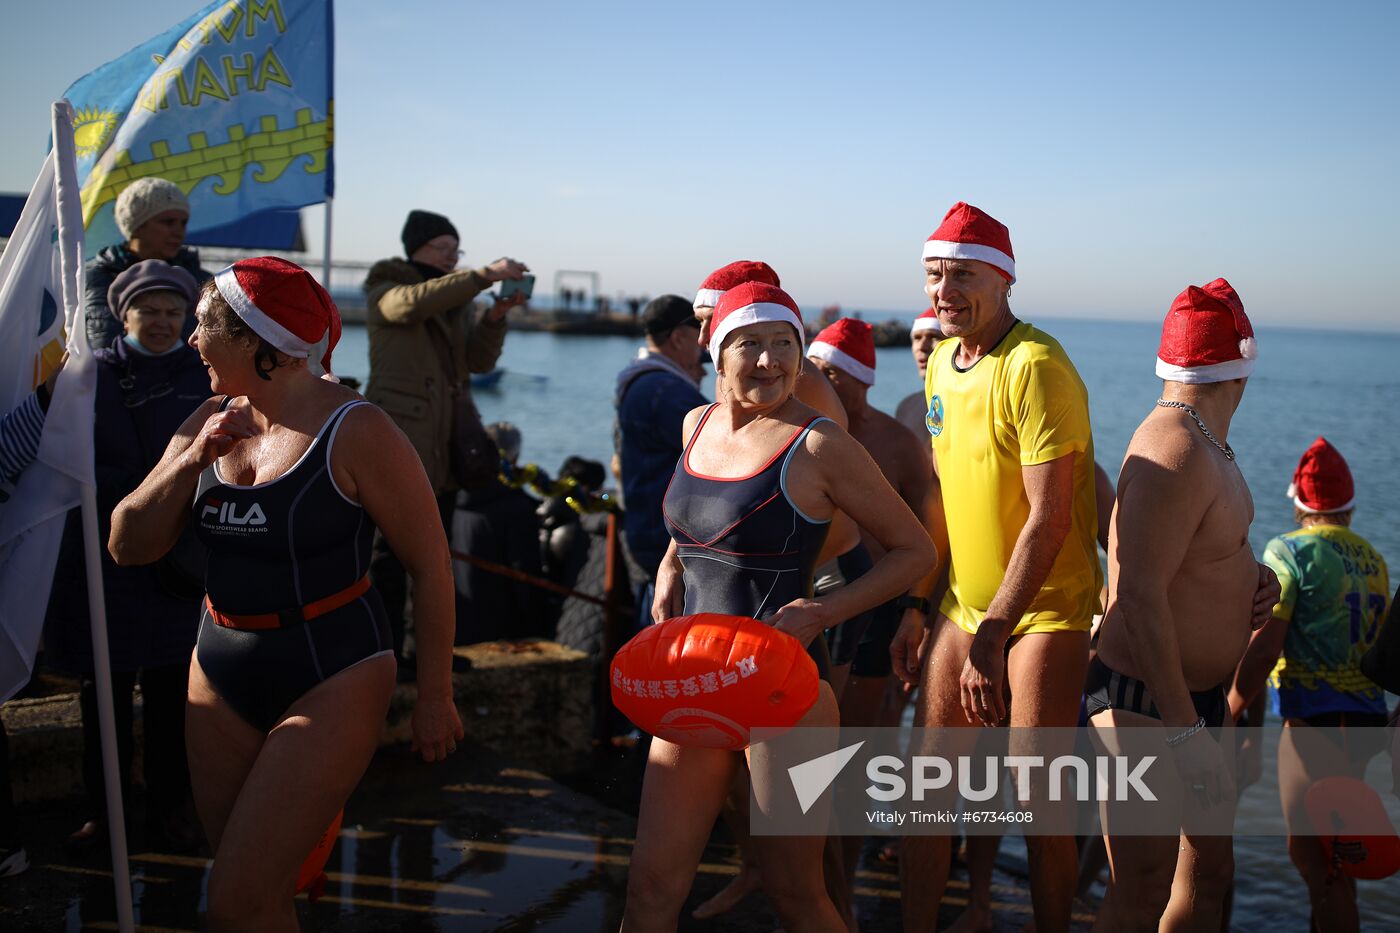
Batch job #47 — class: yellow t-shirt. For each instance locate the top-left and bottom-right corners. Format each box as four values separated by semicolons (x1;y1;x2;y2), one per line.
924;321;1101;635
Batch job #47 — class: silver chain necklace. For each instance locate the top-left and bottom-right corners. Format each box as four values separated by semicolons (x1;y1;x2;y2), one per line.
1156;399;1234;461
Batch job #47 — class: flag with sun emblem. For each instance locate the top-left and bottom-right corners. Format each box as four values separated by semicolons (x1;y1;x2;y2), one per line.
62;0;333;255
0;103;93;701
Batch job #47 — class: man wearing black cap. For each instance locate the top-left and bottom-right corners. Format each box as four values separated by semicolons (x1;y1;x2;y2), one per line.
363;209;529;671
613;296;706;597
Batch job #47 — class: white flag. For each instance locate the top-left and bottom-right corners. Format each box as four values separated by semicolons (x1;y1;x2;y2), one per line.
0;102;92;701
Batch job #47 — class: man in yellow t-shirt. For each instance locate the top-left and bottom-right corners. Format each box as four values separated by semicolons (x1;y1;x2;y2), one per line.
891;202;1100;933
922;321;1101;634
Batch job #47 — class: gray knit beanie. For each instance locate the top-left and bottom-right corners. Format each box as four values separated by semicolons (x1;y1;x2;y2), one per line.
115;177;190;239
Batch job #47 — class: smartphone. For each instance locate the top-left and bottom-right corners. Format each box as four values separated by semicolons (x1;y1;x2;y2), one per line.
499;275;535;300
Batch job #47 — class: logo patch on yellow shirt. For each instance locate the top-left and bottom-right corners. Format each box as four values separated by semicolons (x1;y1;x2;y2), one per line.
926;395;944;437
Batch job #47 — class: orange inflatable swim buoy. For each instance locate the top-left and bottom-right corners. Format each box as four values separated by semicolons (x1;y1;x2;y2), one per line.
610;613;819;750
295;808;344;900
1304;776;1400;880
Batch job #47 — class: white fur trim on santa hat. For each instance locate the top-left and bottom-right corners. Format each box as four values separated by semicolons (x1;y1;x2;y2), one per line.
808;340;875;385
1293;492;1357;514
694;288;725;310
1155;355;1256;384
911;316;942;336
214;267;313;359
709;302;805;361
1287;481;1356;514
921;240;1016;283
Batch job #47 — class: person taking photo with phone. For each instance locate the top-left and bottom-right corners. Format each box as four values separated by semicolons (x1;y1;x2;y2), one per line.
363;209;529;674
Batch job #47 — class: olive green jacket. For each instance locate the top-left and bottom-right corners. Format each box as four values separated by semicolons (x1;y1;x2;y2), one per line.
363;258;507;493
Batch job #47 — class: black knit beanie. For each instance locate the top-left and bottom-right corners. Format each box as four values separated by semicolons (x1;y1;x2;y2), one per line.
401;210;459;257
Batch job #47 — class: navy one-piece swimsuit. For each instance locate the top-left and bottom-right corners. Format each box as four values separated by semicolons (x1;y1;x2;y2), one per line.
662;404;834;679
193;398;392;731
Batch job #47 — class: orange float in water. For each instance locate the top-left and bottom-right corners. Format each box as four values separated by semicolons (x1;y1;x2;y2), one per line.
611;613;819;750
295;808;344;900
1305;776;1400;880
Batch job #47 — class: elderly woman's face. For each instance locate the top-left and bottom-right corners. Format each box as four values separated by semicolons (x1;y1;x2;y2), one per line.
124;290;188;354
719;321;800;407
189;296;254;394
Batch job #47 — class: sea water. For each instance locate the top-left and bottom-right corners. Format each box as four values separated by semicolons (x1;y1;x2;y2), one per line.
332;317;1400;928
333;316;1400;564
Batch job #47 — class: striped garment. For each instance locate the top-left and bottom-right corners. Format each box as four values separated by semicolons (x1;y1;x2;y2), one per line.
0;391;48;503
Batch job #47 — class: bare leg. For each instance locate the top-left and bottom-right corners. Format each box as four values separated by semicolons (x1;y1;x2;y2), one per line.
946;836;999;933
1005;631;1089;933
624;739;738;932
1160;831;1234;933
1277;721;1368;933
1075;832;1108;898
201;654;396;932
828;661;852;703
185;657;264;856
900;616;979;933
690;769;763;920
836;671;891;920
821;661;853;931
1089;708;1185;933
747;682;847;933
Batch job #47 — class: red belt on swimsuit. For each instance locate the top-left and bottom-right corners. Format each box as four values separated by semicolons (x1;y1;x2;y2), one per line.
205;575;371;631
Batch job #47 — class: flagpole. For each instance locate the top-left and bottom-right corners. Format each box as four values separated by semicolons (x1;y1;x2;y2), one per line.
54;100;135;933
307;197;333;377
79;487;135;933
322;196;333;289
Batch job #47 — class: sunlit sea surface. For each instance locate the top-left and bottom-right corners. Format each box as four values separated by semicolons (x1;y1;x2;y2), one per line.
334;315;1400;929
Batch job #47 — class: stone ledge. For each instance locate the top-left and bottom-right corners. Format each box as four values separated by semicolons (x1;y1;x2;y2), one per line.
1;639;592;804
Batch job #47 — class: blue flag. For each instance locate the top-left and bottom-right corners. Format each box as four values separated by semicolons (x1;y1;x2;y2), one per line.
62;0;333;254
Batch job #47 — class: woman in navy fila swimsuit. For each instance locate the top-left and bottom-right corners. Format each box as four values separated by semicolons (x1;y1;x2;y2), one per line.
623;282;934;932
111;257;462;931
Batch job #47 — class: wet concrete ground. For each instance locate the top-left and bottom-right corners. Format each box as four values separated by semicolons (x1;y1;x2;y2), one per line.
0;741;1095;931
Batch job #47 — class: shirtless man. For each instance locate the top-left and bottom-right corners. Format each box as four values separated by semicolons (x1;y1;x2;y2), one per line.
684;261;867;925
1088;278;1267;932
891;203;1102;933
808;318;929;562
895;308;942;439
808;316;932;912
807;318;929;696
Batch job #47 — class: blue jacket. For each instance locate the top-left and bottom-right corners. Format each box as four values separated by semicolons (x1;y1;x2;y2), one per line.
614;354;706;577
44;340;212;673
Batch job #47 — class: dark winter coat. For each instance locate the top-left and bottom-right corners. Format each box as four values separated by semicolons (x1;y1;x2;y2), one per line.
83;244;212;350
44;340;213;673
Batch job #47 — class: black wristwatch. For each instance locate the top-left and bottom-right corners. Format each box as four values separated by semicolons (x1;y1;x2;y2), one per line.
895;595;931;615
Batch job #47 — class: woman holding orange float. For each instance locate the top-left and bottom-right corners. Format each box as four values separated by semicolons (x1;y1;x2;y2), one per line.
110;257;462;931
623;282;934;931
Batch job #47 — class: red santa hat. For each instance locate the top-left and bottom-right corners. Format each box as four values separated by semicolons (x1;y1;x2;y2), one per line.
921;202;1016;283
910;307;942;337
809;318;876;385
709;281;804;360
694;260;781;310
1287;437;1355;513
214;257;341;374
1155;278;1257;384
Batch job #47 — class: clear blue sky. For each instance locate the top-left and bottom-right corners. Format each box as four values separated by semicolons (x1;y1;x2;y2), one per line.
2;0;1397;328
